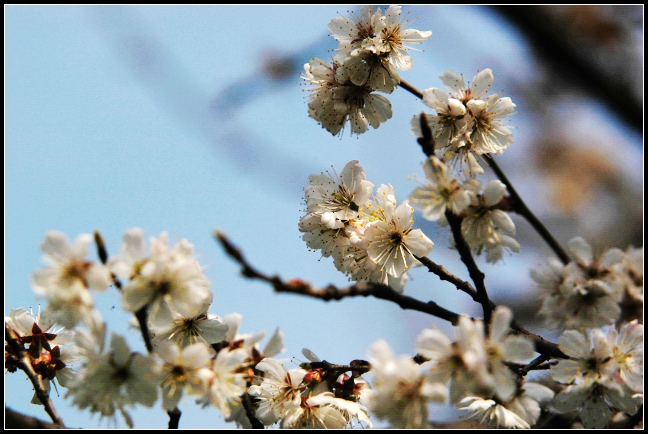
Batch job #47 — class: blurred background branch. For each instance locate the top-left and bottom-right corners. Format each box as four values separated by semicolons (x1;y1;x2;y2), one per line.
491;5;643;133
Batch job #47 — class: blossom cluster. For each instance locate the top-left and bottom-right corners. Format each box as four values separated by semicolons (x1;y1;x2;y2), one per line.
299;159;433;292
532;237;643;330
6;5;644;431
6;229;287;427
248;355;372;428
413;68;517;168
550;322;643;428
302;5;431;135
363;306;556;429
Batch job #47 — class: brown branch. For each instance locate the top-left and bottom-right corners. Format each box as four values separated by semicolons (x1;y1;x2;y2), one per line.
415;255;480;302
215;231;567;360
134;307;154;354
214;231;461;324
242;393;264;429
5;325;65;428
444;211;493;326
399;79;424;100
484;155;570;264
167;408;181;429
5;407;63;429
94;230;122;290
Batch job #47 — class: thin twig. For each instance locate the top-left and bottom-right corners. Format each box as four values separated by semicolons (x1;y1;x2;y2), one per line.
215;231;461;324
444;211;493;326
94;230;122;290
5;324;66;428
399;79;424;99
135;307;154;354
415;255;480;302
215;232;567;360
484;155;570;264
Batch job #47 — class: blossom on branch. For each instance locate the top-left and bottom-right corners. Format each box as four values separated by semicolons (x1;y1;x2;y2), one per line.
301;58;392;136
532;237;626;330
363;339;446;428
110;228;213;330
31;231;111;328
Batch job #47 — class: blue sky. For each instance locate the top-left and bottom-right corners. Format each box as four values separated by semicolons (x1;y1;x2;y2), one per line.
5;5;642;429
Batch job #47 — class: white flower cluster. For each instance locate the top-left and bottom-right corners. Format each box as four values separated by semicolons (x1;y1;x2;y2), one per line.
413;68;517;173
530;237;644;428
409;156;519;263
550;322;643;429
16;229;295;427
532;237;642;330
248;356;372;428
364;306;554;429
299;160;434;292
302;5;431;135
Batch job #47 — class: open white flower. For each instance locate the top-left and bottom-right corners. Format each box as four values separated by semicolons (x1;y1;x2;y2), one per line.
440;69;494;104
369;5;432;70
420;88;471;152
32;231;111;294
459;382;556;430
606;320;643;392
461;179;519;263
301;58;392;136
466;94;516;155
158;342;214;410
534;237;625;330
207;347;249;418
151;311;228;350
66;333;161;428
484;306;536;402
416;316;492;403
552;377;642;429
279;392;349;429
359;184;434;278
304;160;374;223
364;339;446;428
248;357;307;426
111;229;213;330
409;156;471;221
31;231;111;328
458;396;531;428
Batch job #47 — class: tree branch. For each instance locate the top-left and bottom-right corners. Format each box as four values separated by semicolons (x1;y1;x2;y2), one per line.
5;324;65;428
484;155;570;264
5;407;63;429
214;231;461;324
444;211;493;326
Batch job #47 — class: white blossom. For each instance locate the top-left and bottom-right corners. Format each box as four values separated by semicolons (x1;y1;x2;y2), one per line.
416;317;492;403
461;179;519;263
157;342;214;410
363;340;446;428
533;237;625;330
484;306;536;402
248;358;307;426
304;160;374;223
31;231;111;328
359;184;434;278
150;312;228;350
65;333;161;428
206;347;249;418
110;229;213;330
409;156;471;221
301;58;392;136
